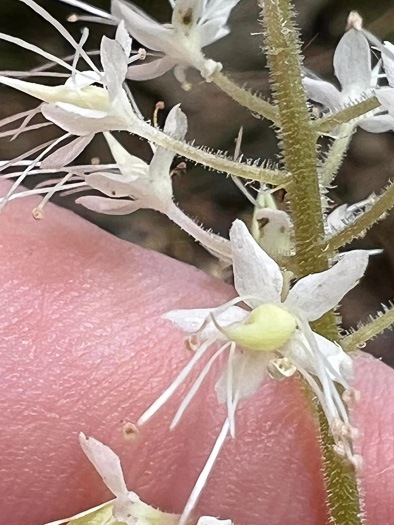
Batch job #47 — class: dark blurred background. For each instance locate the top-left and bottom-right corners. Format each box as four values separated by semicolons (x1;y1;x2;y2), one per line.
0;0;394;364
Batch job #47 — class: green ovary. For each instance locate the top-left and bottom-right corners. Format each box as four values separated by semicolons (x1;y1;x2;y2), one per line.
225;304;297;351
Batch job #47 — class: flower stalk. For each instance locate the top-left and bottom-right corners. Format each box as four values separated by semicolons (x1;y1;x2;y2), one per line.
131;120;289;185
260;1;363;523
313;96;381;134
210;69;279;123
342;305;394;352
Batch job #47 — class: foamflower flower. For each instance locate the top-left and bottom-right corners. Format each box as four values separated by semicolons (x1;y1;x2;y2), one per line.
45;433;233;525
111;0;240;83
77;105;231;263
303;24;394;132
136;220;368;524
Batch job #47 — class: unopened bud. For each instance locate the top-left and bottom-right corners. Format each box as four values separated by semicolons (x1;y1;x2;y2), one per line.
346;11;363;31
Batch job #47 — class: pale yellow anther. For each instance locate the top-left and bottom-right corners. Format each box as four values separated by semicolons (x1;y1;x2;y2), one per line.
224;304;297;351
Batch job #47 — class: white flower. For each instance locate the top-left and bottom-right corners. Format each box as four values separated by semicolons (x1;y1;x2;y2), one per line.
136;221;367;523
45;433;180;525
77;105;187;216
139;220;368;455
304;27;394;132
76;105;232;263
0;18;137;138
111;0;241;83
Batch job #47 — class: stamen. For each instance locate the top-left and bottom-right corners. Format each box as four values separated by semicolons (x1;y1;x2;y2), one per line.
56;0;114;20
33;172;75;218
226;342;236;437
0;133;71;211
19;0;101;75
170;342;231;430
178;418;231;525
137;338;215;426
0;122;51;140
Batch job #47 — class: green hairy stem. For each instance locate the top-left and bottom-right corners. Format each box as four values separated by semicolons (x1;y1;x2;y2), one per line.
313;97;381;134
210;70;280;123
342;306;394;352
132;121;289;186
261;1;363;523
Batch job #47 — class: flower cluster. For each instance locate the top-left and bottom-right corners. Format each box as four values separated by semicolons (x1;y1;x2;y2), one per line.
1;2;393;525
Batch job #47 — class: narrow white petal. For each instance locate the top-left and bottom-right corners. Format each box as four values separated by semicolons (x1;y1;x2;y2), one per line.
164;104;188;140
382;41;394;87
76;195;141;215
197;518;233;525
41;134;94;169
230;220;283;308
163;305;247;339
215;350;270;404
84;171;133;197
42;103;127;136
302;76;342;109
116;20;132;57
111;0;171;53
100;36;128;101
358;114;394;133
126;57;175;81
285;250;369;321
376;87;394;116
79;433;128;497
333;29;371;91
104;132;148;175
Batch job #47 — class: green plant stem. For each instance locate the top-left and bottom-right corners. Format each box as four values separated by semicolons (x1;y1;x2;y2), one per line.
312;97;380;134
324;181;394;254
210;70;280;123
342;306;394;352
261;1;363;523
132;121;289;186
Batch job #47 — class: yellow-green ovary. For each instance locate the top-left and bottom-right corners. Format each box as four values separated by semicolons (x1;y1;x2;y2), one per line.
225;304;297;351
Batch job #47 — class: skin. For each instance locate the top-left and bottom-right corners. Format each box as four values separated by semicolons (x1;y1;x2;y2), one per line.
0;182;393;525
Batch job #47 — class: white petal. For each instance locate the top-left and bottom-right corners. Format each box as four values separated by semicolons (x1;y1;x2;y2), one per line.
285;250;369;321
164;104;188;140
100;36;128;102
76;195;141;215
230;220;283;308
116;19;132;57
41;134;94;169
303;76;342;109
197;518;233;525
79;433;128;497
41;103;127;135
163;305;248;340
215;351;270;404
201;18;229;47
111;0;171;53
334;29;371;91
358;114;394;133
126;57;175;81
382;41;394;87
376;87;394;116
84;172;134;197
104;132;148;176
